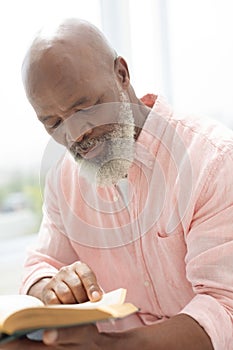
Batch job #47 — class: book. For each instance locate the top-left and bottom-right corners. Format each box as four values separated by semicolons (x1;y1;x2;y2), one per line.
0;288;138;344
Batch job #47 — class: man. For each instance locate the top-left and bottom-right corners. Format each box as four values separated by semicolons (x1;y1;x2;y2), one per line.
8;17;233;349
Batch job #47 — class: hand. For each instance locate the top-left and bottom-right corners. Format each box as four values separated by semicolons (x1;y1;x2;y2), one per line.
41;261;103;304
0;338;45;350
0;326;105;350
41;314;214;350
0;325;114;350
43;324;108;349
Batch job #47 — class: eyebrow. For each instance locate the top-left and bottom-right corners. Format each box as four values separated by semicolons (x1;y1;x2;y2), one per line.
38;96;89;123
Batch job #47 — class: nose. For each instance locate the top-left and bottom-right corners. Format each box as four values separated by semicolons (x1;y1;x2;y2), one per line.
66;119;93;146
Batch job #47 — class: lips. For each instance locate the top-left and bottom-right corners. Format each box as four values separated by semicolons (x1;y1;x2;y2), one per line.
70;139;105;160
80;142;105;159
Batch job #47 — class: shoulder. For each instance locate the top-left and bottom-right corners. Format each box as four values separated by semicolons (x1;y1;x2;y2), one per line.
147;95;233;159
141;96;233;200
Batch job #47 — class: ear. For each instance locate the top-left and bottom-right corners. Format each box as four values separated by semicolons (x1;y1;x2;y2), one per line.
114;56;130;88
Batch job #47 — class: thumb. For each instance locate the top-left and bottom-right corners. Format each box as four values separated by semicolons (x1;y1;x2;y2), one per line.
43;324;98;345
43;329;58;345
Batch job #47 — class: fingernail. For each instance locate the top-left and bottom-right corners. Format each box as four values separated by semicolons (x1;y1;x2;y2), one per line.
91;290;101;301
43;329;58;344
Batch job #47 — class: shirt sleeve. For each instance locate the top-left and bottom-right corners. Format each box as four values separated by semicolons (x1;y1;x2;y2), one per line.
20;162;79;294
180;149;233;350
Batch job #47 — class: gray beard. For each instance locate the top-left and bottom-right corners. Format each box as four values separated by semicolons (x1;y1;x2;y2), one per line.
69;95;135;187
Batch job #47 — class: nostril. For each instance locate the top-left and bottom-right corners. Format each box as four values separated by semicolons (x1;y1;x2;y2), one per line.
67;132;85;145
76;128;92;143
76;134;84;143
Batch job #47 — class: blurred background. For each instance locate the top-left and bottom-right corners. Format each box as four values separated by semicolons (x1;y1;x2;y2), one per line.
1;0;233;294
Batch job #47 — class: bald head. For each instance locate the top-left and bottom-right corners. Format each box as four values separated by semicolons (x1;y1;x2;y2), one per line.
21;17;141;150
22;19;119;109
23;18;117;73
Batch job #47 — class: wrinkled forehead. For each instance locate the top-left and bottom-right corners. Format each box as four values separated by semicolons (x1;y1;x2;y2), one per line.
28;38;98;84
24;42;104;110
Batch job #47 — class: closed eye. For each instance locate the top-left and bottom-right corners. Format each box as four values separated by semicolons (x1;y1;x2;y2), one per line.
46;118;63;130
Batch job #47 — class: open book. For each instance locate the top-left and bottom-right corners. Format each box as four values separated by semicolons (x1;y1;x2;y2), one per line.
0;288;138;344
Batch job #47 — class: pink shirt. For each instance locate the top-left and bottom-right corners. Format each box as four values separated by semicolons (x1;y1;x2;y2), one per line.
21;96;233;349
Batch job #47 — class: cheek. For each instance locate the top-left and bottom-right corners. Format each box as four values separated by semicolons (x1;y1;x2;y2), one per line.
45;126;68;147
43;108;118;147
90;124;116;139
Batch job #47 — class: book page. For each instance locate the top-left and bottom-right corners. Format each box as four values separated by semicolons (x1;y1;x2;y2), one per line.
0;295;43;326
0;288;137;339
47;288;126;310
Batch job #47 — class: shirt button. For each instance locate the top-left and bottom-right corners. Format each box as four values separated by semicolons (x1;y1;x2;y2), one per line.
144;280;150;287
113;195;118;202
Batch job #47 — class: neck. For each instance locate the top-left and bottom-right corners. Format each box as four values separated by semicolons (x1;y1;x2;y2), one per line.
126;86;154;140
133;99;151;140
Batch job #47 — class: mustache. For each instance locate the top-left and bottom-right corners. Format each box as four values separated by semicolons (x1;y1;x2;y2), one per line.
69;132;114;156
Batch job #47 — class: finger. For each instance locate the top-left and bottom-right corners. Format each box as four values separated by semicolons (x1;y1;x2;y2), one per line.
43;329;58;345
42;274;77;304
58;265;88;303
62;271;88;303
42;288;61;305
52;280;77;304
74;262;103;301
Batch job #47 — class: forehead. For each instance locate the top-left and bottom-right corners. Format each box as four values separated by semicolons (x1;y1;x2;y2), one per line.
28;47;110;116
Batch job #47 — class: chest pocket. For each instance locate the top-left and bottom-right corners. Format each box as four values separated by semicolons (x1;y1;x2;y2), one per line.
141;229;194;316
